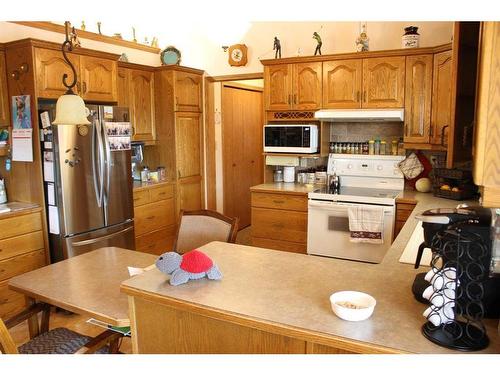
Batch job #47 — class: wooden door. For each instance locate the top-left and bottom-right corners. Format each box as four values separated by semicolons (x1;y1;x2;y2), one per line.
362;56;405;108
80;56;117;102
264;64;292;110
116;67;130;108
322;59;362;109
0;51;9;126
130;69;155;142
174;71;202;112
34;48;81;99
222;84;264;228
430;50;453;146
403;54;433;143
175;112;203;212
293;62;322;110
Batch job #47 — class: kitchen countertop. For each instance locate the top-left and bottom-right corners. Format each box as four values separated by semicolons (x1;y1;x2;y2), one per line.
250;183;318;195
122;240;500;354
0;201;41;219
132;180;174;192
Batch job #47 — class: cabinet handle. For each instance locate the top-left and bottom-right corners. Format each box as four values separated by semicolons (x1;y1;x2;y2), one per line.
363;91;367;102
175;97;178;107
273;200;285;204
288;94;291;105
356;91;360;102
293;94;297;104
146;216;155;220
441;125;449;146
82;82;87;94
76;82;81;93
177;170;181;179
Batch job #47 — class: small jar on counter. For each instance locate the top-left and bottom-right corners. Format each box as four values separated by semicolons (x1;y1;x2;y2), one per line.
362;142;369;155
391;140;398;156
380;140;386;155
368;140;375;155
374;139;381;155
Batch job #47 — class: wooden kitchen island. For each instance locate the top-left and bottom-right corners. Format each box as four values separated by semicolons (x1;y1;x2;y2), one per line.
121;241;500;354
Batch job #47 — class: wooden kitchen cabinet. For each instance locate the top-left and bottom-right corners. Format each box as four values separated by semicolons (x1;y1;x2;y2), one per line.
133;183;176;255
473;21;500;207
34;47;117;102
34;48;82;98
264;62;322;111
174;71;202;112
362;56;406;108
403;54;433;144
250;191;308;254
79;55;117;102
0;209;47;320
393;200;417;241
322;59;362;109
117;64;156;142
430;50;453;146
0;50;10;127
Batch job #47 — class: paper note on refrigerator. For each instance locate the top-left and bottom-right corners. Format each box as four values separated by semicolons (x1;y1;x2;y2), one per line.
11;129;33;162
40;111;51;128
48;205;60;234
47;183;55;205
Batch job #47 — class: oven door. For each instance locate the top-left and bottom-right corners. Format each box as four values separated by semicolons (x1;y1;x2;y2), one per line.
307;200;395;263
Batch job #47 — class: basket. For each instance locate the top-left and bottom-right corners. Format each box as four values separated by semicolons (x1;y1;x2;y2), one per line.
432;168;477;201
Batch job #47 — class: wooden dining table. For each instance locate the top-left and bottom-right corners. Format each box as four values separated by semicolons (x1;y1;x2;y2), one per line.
8;247;157;336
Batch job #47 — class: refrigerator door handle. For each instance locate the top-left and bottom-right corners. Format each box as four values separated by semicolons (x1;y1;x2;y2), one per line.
92;118;104;207
102;121;111;206
71;225;134;247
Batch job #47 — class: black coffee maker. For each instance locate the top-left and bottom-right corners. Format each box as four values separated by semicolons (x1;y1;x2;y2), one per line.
412;205;500;351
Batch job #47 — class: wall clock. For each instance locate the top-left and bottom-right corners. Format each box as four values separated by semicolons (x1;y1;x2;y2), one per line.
228;44;248;67
160;46;181;65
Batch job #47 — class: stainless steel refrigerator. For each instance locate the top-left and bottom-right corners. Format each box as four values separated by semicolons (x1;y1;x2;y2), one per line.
39;101;135;262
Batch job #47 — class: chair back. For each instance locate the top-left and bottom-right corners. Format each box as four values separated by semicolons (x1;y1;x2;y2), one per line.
173;210;239;254
0;318;18;354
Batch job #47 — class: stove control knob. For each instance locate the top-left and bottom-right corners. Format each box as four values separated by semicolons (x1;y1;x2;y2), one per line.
347;164;353;169
377;165;383;171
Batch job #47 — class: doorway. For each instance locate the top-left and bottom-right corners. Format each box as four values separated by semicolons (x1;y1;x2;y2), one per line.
221;82;264;229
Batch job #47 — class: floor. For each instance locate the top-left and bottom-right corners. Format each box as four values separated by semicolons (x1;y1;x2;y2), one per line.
9;227;253;354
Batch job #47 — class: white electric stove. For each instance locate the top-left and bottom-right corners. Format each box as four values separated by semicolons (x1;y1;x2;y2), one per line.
307;154;405;263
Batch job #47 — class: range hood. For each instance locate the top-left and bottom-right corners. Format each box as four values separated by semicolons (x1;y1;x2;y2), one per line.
314;109;404;122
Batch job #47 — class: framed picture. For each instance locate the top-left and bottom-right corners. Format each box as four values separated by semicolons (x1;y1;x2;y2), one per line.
12;95;32;129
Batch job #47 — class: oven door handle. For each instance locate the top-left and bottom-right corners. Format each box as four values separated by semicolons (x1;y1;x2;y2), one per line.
308;200;394;214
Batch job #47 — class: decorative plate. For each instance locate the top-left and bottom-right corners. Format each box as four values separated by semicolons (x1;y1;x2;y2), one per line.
160;46;181;65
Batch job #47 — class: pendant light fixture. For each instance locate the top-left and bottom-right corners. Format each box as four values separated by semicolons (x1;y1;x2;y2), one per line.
52;21;90;125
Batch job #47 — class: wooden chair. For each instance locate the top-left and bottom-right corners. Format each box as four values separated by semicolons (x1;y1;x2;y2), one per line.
173;209;239;254
0;303;122;354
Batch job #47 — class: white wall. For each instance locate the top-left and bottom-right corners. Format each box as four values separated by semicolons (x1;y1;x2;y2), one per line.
0;21;453;76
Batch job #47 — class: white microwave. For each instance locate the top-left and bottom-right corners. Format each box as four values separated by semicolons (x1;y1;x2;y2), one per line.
263;124;319;153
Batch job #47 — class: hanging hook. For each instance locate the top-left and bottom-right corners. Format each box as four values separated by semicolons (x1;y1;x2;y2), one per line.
61;21;78;94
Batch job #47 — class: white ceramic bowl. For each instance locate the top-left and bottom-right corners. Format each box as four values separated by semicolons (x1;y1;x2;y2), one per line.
330;291;376;321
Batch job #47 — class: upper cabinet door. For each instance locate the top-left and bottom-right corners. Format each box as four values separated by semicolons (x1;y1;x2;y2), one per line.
35;48;81;99
116;67;130;108
80;56;117;102
130;69;155;142
175;112;202;179
264;65;292;111
0;51;10;126
403;54;433;144
174;71;202;112
293;62;322;110
430;50;453;146
322;59;362;109
362;56;405;108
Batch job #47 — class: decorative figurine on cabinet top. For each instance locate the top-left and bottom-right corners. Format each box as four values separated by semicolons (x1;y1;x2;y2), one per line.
313;31;322;55
356;22;369;52
156;250;223;286
402;26;420;48
273;36;281;59
160;46;181;65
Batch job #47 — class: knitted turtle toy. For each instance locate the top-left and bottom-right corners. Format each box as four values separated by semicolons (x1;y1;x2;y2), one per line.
155;250;222;286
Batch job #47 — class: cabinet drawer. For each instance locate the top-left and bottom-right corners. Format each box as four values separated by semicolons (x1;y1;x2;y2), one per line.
0;231;45;262
252;237;307;254
0;278;25;320
396;209;414;222
134;199;175;236
135;225;176;255
0;212;42;240
251;207;307;243
133;189;150;207
150;184;174;202
0;249;46;281
251;192;307;212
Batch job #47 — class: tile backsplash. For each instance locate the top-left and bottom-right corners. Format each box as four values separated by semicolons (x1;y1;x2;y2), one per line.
329;122;404;143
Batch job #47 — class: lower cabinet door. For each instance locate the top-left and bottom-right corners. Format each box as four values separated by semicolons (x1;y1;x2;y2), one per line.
0;279;26;320
135;226;176;255
251;207;307;244
134;199;175;237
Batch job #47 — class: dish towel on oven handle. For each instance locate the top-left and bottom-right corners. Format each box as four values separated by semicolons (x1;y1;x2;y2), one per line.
347;206;384;244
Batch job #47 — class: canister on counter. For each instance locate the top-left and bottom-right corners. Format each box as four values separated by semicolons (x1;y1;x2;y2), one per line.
368;140;375;155
157;166;166;181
